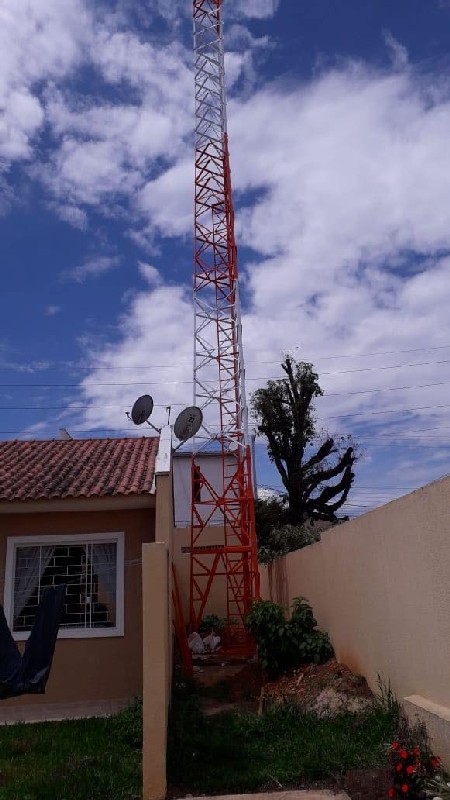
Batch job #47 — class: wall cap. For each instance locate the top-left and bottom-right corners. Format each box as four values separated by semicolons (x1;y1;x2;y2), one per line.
404;695;450;723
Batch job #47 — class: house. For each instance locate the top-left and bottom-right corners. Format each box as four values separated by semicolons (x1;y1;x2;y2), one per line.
0;437;159;722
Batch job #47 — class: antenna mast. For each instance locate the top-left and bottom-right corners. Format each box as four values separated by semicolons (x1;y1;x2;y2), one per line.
190;0;259;645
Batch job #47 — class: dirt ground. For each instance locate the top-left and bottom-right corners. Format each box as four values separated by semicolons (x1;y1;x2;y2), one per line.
193;659;391;800
263;660;374;716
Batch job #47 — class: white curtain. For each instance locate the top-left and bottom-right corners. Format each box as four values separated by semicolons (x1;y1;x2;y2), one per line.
91;543;117;620
14;545;55;624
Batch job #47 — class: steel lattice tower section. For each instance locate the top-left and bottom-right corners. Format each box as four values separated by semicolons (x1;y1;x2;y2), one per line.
190;0;259;642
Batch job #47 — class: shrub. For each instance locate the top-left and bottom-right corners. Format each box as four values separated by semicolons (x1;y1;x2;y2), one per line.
245;597;333;677
258;524;321;564
198;614;227;635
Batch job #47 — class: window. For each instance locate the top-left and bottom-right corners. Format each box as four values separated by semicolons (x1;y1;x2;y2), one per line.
4;533;124;640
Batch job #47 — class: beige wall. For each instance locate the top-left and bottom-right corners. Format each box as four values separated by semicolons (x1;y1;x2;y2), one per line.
142;427;173;800
142;542;170;800
0;506;155;716
260;475;450;759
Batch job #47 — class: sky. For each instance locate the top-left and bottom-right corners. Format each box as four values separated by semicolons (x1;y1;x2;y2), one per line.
2;0;450;516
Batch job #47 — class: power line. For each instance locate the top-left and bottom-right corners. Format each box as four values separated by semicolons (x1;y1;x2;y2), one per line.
2;376;450;398
2;342;450;374
324;402;450;419
5;400;450;418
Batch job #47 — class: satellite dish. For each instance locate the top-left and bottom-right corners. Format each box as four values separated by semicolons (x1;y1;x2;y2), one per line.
174;406;203;442
131;394;154;425
228;440;239;453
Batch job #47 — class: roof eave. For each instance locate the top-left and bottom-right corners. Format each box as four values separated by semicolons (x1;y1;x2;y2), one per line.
0;493;156;515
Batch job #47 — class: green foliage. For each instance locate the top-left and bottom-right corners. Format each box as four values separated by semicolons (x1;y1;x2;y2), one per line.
374;675;401;717
244;599;288;676
427;773;450;799
289;597;334;665
251;355;357;524
245;597;333;677
254;496;288;546
258;522;321;564
198;614;227;635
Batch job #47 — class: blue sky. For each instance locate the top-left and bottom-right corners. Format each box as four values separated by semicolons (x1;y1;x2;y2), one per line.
2;0;450;515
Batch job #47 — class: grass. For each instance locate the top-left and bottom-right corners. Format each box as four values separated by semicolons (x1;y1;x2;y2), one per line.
0;700;142;800
167;675;400;795
0;679;400;799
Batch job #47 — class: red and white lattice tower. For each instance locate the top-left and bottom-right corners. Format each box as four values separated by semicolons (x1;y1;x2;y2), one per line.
190;0;259;643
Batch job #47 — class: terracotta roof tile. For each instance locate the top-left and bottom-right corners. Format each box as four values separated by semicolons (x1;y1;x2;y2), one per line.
0;437;159;502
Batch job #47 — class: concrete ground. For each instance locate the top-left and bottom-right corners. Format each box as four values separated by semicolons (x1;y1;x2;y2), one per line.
185;792;351;800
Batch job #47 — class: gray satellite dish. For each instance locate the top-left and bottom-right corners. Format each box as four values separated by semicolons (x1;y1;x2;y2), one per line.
131;394;154;425
174;406;203;442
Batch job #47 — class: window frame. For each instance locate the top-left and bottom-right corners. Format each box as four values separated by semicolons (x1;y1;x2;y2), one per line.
4;532;125;641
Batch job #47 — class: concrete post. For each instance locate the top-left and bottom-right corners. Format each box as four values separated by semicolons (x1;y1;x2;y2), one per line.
142;542;170;800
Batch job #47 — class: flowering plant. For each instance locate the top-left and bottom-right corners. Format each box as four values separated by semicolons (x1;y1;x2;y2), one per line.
387;740;441;798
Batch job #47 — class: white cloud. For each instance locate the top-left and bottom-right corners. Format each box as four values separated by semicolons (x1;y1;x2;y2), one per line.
45;305;61;316
230;0;281;20
138;262;163;287
151;0;280;24
73;59;450;499
0;1;274;224
50;203;88;230
61;255;120;283
136;159;193;240
0;0;90;161
78;277;194;433
3;1;450;502
383;31;409;70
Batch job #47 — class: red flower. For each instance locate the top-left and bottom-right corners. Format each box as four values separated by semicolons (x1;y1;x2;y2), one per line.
399;750;408;760
406;766;415;775
401;785;409;793
413;747;420;757
392;742;399;750
396;765;403;772
388;789;396;798
430;756;441;768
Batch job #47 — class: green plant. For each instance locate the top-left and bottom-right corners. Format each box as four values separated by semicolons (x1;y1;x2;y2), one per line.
289;597;333;665
374;675;401;717
427;773;450;799
244;599;289;676
258;523;321;564
198;614;227;635
245;597;333;677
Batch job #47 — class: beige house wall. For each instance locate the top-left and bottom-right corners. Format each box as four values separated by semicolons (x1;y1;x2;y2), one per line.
0;506;155;719
260;475;450;764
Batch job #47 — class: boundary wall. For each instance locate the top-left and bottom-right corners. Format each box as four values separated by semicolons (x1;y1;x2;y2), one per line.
260;475;450;767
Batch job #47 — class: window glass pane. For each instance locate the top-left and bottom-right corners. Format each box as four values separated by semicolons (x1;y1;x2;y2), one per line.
13;542;117;632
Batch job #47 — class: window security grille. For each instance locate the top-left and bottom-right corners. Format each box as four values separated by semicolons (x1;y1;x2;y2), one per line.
13;542;117;632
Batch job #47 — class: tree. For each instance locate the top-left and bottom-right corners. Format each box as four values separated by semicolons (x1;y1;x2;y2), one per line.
251;355;356;525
